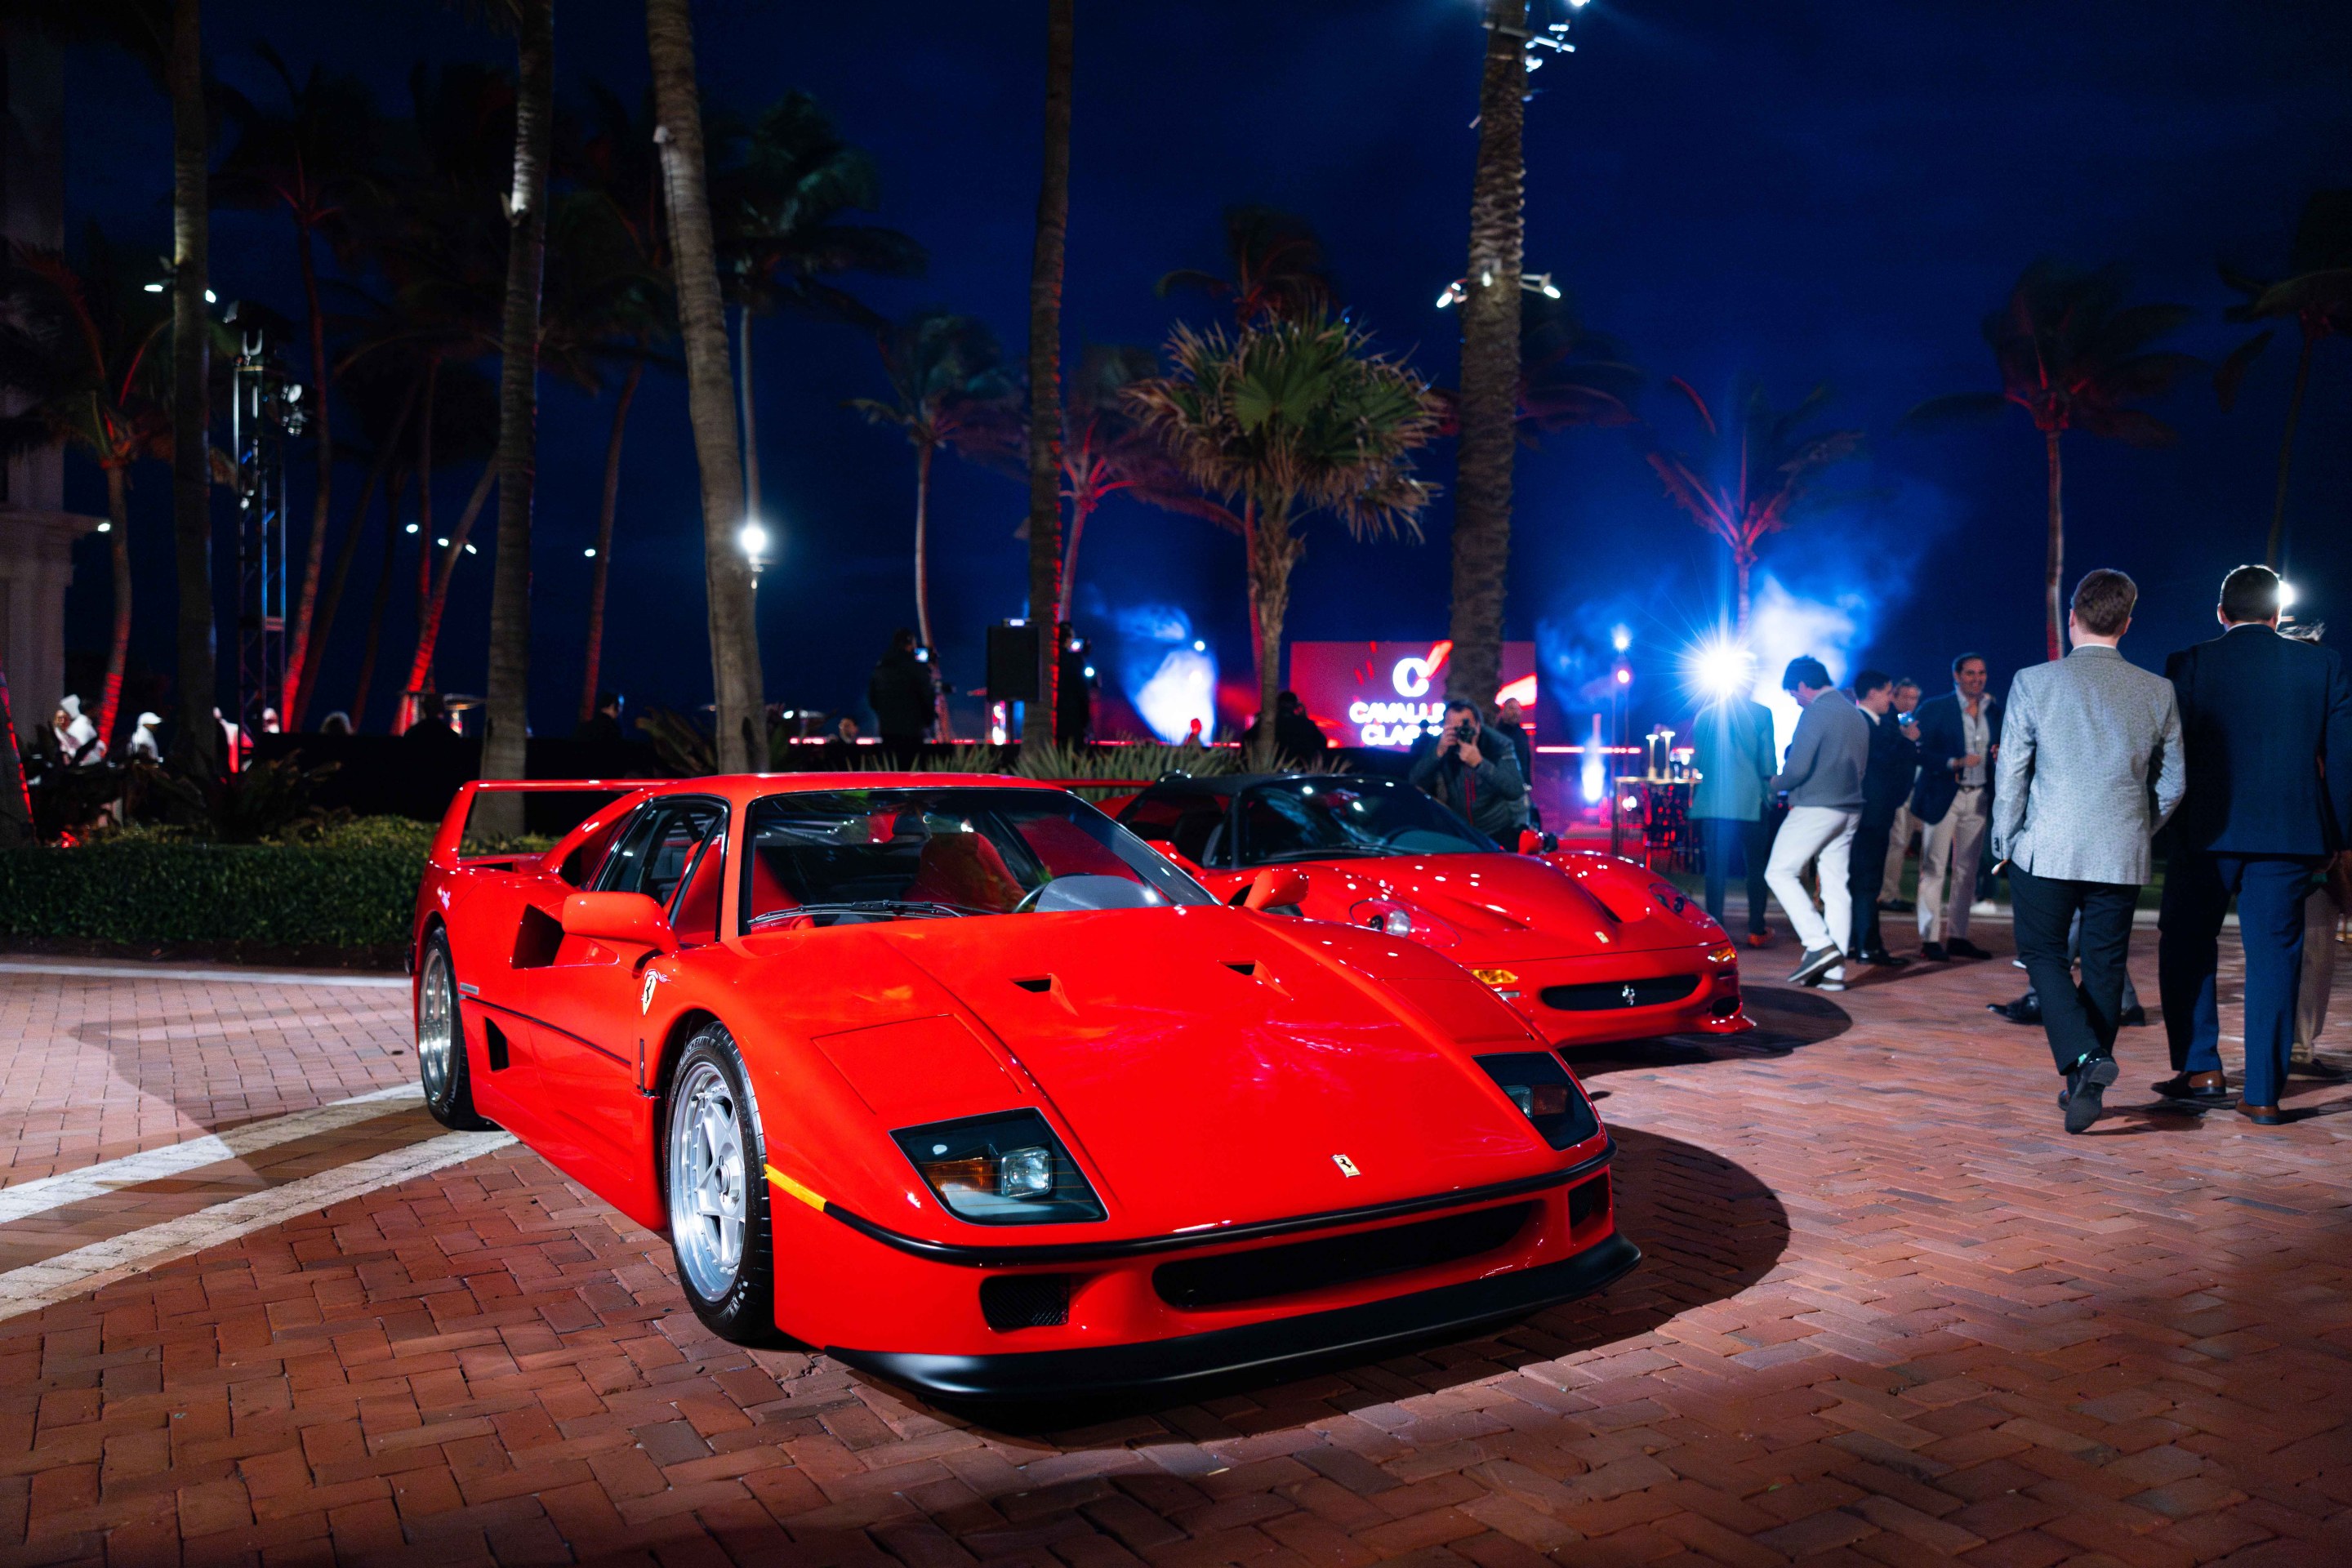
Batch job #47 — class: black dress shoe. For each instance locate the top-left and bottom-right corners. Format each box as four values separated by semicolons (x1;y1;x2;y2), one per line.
1919;942;1949;962
1989;996;2041;1024
2150;1072;2234;1107
2290;1056;2350;1081
2061;1057;2118;1134
2118;1004;2148;1027
1946;938;1993;960
1859;949;1909;968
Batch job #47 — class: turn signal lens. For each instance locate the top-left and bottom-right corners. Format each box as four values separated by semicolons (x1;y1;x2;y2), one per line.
1476;1052;1601;1151
1470;967;1520;987
1706;943;1738;964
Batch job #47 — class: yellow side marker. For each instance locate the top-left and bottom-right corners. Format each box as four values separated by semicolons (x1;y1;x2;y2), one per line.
764;1166;826;1211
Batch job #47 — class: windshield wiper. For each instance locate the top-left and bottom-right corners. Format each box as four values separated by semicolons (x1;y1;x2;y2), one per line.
748;898;987;927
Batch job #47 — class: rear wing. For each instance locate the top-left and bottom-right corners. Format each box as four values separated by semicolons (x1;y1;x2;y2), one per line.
429;778;651;870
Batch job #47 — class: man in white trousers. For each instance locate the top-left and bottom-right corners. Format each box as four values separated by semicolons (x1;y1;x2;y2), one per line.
1765;656;1872;988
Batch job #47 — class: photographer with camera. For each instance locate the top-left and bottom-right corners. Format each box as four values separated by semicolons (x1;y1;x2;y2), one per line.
1408;697;1528;841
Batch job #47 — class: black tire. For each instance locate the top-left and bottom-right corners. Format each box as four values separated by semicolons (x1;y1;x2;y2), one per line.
664;1024;785;1345
416;930;491;1131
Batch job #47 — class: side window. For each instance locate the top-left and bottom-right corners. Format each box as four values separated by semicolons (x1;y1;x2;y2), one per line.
1120;794;1228;866
591;807;662;893
596;803;723;906
669;832;724;946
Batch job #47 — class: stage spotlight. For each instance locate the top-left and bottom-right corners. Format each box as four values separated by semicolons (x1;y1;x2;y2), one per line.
1686;636;1756;702
2279;580;2298;611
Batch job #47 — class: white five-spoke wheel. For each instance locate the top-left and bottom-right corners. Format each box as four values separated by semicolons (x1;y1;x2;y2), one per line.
670;1060;748;1298
663;1026;782;1344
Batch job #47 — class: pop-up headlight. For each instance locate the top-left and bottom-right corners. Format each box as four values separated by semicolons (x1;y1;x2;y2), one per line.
1475;1052;1601;1151
892;1110;1105;1224
1349;897;1460;948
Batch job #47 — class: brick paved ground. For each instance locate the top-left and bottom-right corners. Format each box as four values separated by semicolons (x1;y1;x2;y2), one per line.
0;933;2347;1567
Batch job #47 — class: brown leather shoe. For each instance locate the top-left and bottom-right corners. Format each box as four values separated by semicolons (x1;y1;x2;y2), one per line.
2238;1103;2286;1126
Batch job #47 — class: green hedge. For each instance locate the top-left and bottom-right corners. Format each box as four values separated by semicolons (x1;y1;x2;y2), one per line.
0;817;436;950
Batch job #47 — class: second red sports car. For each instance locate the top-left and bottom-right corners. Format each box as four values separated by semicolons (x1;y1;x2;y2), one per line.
1116;773;1752;1049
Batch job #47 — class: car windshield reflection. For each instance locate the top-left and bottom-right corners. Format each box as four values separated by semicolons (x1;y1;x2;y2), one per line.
1236;777;1494;866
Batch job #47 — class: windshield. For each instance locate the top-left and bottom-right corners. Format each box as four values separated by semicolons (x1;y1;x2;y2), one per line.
1234;777;1494;864
740;787;1215;928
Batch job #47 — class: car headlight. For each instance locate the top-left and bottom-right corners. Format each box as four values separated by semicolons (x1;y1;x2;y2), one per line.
891;1110;1105;1225
1475;1052;1601;1151
1349;897;1459;948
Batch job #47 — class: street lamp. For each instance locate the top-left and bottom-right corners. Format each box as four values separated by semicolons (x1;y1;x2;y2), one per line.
738;519;772;578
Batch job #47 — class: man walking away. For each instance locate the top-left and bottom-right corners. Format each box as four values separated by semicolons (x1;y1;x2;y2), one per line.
868;628;935;768
2156;564;2352;1125
1991;570;2185;1134
1911;653;2002;961
1765;657;1869;987
1691;679;1780;947
1409;697;1529;841
1878;678;1925;911
1848;670;1918;966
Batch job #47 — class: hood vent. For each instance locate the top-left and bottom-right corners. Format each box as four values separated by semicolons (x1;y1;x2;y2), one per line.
1011;976;1054;994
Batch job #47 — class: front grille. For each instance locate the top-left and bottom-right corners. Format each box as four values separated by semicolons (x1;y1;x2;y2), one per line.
1540;974;1699;1012
980;1273;1070;1330
1152;1202;1533;1311
1568;1174;1609;1230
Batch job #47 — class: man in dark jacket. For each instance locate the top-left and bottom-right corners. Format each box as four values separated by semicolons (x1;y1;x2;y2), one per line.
1409;698;1528;841
1909;653;2002;961
1847;670;1918;965
2156;564;2352;1125
867;629;935;767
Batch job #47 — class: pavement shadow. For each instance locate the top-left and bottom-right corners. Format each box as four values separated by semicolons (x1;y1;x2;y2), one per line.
1571;983;1852;1080
940;1123;1790;1441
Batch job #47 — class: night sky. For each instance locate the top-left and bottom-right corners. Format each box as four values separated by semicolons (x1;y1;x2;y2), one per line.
52;0;2352;745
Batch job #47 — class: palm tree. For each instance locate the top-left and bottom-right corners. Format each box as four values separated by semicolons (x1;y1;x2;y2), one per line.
1646;381;1863;635
292;357;417;727
0;233;173;747
1157;206;1334;327
646;0;763;773
1024;0;1074;744
1909;260;2198;661
1445;0;1530;717
2213;190;2352;569
474;0;556;835
710;90;926;523
848;310;1022;657
213;46;385;730
1057;344;1186;621
1128;313;1442;742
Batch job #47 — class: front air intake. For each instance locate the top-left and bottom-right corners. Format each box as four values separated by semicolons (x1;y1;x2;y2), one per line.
1152;1203;1533;1311
980;1274;1071;1330
1540;974;1699;1012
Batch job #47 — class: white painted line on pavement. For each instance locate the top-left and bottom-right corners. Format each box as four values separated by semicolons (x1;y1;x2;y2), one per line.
0;1129;515;1323
0;960;408;988
0;1085;420;1224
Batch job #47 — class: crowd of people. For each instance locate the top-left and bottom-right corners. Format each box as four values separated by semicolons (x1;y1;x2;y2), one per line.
1695;563;2351;1132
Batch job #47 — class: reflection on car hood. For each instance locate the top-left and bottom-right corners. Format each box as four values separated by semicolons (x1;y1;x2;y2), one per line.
1294;851;1712;958
822;906;1566;1236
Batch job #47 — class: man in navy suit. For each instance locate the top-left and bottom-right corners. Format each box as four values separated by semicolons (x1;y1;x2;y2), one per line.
2156;564;2352;1125
1909;653;2002;962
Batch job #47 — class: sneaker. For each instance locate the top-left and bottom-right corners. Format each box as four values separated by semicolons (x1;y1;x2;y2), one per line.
1970;899;1998;916
1788;946;1842;986
2061;1057;2118;1134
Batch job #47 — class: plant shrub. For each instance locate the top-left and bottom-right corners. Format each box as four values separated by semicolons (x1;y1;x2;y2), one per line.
0;817;439;951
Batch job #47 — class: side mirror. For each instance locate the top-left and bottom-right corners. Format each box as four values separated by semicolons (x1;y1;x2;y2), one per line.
1244;866;1311;911
560;891;678;955
1517;828;1559;854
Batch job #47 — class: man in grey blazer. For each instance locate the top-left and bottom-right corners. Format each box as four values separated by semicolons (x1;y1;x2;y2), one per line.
1991;569;2186;1133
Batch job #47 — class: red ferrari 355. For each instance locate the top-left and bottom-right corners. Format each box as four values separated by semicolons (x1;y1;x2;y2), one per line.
1112;773;1752;1049
412;774;1637;1405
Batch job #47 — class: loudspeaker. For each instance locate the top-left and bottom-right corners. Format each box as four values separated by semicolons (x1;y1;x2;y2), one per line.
987;621;1041;702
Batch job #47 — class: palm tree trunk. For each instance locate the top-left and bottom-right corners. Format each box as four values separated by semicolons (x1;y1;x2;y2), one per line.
1248;498;1300;764
97;466;132;750
399;462;497;732
1444;0;1527;718
1022;0;1074;745
353;466;411;730
579;354;643;726
1735;551;1753;639
913;436;937;649
476;0;555;835
296;371;418;728
282;220;334;729
414;353;438;645
1055;494;1092;624
2043;427;2064;662
168;0;216;773
2265;334;2314;571
737;305;760;520
648;0;764;774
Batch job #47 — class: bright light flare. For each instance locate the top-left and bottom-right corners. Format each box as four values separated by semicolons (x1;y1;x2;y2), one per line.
1610;625;1631;653
1685;636;1757;702
2279;580;2298;611
738;520;771;559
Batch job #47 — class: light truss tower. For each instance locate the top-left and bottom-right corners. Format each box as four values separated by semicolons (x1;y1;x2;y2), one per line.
228;329;304;741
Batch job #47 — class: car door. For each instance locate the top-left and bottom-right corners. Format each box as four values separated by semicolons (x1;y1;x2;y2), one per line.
519;798;726;1174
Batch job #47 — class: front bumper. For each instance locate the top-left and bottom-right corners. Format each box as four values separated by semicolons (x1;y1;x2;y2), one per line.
828;1230;1640;1407
1488;947;1751;1045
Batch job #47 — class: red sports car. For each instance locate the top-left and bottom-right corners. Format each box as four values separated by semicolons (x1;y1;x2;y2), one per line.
1113;773;1751;1049
412;774;1637;1406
